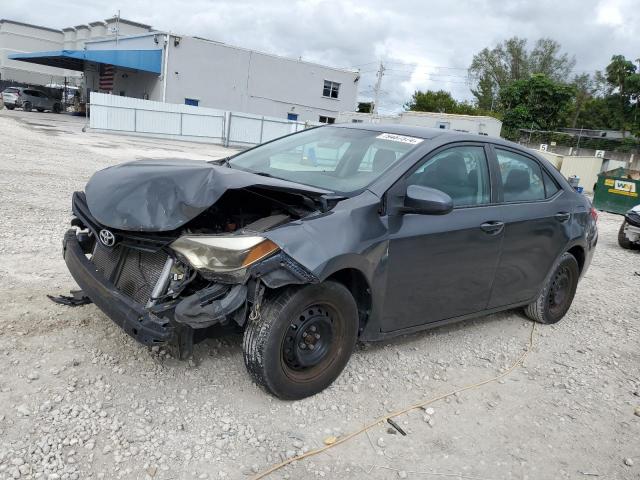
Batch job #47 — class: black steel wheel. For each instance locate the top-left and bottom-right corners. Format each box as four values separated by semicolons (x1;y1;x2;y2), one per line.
524;252;579;324
243;281;358;400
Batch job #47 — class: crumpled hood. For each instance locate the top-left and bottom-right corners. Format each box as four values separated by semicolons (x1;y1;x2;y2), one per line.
85;159;331;232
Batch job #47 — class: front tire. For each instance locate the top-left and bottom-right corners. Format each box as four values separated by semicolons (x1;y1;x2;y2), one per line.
618;221;638;250
243;281;358;400
524;252;579;324
23;102;32;112
5;105;15;110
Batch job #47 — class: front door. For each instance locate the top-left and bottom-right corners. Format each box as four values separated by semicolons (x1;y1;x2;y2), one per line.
381;144;504;332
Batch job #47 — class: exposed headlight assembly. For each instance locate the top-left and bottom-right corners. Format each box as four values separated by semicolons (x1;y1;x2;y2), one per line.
170;235;279;273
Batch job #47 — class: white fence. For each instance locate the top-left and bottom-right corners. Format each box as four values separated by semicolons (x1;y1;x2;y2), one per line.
89;92;313;147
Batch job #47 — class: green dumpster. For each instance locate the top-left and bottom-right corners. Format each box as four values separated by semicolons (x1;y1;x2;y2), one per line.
593;168;640;214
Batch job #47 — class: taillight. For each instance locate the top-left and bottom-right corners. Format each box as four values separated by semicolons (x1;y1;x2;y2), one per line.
590;207;598;223
16;91;21;97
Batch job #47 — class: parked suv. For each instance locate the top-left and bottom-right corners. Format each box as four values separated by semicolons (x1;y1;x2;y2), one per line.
62;125;598;399
2;87;62;113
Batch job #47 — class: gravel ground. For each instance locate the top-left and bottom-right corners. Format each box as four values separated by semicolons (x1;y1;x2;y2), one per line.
0;109;638;480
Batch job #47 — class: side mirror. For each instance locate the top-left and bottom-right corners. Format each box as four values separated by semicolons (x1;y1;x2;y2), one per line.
402;185;453;215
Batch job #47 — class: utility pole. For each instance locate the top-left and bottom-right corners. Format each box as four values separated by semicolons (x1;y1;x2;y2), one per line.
575;126;583;155
115;10;120;47
372;61;385;118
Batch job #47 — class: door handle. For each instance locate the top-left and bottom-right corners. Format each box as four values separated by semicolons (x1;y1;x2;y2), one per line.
555;212;571;222
480;221;504;234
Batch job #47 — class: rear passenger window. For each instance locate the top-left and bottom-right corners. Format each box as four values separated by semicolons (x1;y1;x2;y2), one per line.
407;145;491;207
543;170;560;197
496;149;545;202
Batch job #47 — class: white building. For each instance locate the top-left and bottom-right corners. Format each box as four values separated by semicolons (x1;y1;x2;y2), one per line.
0;17;152;86
338;111;503;137
8;18;359;123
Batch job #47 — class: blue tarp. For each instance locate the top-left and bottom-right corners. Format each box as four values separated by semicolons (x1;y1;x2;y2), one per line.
8;49;162;74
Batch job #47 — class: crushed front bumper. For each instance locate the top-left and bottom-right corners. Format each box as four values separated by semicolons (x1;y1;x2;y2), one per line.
63;230;176;346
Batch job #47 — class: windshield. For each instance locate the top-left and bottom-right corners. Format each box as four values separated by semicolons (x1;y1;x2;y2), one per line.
228;126;423;193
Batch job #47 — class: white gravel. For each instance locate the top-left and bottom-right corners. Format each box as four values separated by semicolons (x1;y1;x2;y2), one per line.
0;109;638;480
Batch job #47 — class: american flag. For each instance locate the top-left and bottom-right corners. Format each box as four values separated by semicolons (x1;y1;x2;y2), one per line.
99;64;115;92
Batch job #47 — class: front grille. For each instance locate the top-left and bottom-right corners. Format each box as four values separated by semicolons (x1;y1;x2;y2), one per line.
92;243;168;304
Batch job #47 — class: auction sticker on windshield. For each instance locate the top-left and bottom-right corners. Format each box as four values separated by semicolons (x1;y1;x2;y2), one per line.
376;133;424;145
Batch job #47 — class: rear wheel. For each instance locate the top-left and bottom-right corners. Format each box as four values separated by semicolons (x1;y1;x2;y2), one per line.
524;252;579;324
243;281;358;399
53;103;62;114
23;102;32;112
618;220;638;250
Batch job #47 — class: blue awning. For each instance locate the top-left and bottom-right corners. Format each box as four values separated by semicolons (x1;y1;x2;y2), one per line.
8;49;162;74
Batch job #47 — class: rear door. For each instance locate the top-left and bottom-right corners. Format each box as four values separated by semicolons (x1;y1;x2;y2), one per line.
381;143;505;331
23;89;38;107
487;146;572;308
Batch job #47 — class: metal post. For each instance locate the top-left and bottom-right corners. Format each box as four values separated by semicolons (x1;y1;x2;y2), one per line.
162;33;170;102
575;126;583;156
259;116;264;143
133;108;137;132
224;112;232;147
179;112;183;136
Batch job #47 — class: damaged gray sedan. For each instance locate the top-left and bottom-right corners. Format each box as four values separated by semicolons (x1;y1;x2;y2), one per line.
62;124;597;399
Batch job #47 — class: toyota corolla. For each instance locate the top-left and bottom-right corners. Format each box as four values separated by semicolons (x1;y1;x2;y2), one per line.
62;124;598;399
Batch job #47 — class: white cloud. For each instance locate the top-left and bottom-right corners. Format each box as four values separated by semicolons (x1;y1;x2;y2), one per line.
3;0;639;113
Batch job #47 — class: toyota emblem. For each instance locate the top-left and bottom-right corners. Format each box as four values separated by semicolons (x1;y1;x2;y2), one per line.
99;229;116;247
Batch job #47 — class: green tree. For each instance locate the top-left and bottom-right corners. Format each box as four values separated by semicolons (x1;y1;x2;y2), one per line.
470;73;496;111
568;73;596;128
468;37;575;107
605;55;637;128
405;90;460;113
498;74;575;139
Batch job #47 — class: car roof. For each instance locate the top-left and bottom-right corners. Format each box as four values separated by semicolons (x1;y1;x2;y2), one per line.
332;122;532;151
332;122;446;140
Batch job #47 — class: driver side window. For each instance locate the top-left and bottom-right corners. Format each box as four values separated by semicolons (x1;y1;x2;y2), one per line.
407;145;491;207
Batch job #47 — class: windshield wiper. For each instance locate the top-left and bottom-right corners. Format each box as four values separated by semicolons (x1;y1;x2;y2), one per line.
209;156;232;168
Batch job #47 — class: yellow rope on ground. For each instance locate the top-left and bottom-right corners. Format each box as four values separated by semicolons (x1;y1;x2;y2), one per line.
252;322;537;480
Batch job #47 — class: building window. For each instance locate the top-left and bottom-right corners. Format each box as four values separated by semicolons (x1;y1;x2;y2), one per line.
185;98;199;106
287;113;299;121
351;119;364;123
323;80;340;99
319;116;336;124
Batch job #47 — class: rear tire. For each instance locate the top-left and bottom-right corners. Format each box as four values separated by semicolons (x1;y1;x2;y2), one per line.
618;221;638;250
53;103;62;114
243;281;358;400
23;102;32;112
524;252;579;324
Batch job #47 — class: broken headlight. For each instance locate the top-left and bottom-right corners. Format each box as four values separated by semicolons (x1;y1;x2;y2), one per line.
170;235;279;274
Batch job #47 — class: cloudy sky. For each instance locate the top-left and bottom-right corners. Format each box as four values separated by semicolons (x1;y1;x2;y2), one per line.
4;0;640;113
